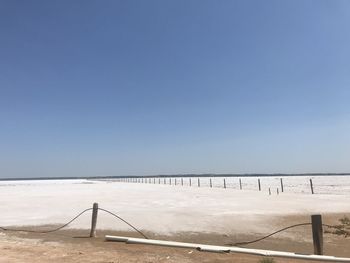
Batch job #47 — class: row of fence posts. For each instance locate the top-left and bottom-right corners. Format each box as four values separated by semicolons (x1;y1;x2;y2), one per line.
117;177;316;194
89;202;323;255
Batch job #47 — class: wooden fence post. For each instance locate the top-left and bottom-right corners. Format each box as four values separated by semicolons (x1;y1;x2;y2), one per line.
198;178;200;187
311;214;323;255
269;188;271;195
210;178;212;188
223;179;226;189
175;178;177;185
189;178;192;187
310;179;314;194
280;178;284;192
181;178;183;186
239;178;242;190
90;203;98;237
258;179;261;191
277;188;279;195
170;178;172;185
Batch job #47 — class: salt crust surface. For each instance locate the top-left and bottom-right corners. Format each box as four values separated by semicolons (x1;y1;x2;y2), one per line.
1;177;349;235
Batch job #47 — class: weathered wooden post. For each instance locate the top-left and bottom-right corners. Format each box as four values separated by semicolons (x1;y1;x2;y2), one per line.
158;178;160;184
277;188;279;195
153;178;155;184
90;203;98;237
239;178;242;190
175;178;177;185
258;179;261;191
310;179;314;194
181;178;183;186
198;178;200;187
223;178;226;189
280;178;284;192
269;187;271;195
164;178;166;184
189;178;192;187
170;178;172;185
311;214;323;255
210;178;212;188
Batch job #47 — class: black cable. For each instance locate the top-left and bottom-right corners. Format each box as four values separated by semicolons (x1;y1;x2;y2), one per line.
0;207;336;242
98;208;148;239
226;223;336;246
0;208;93;234
226;223;311;246
0;207;148;239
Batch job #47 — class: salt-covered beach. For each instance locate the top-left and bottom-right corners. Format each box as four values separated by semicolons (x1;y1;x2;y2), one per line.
1;176;349;236
1;176;350;262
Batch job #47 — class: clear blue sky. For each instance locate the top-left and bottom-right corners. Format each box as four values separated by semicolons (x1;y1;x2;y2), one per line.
1;0;350;178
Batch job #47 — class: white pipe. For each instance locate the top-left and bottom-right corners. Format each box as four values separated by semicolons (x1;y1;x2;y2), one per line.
105;235;350;262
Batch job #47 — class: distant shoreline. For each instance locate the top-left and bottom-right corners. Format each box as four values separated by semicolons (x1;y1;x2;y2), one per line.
1;173;350;181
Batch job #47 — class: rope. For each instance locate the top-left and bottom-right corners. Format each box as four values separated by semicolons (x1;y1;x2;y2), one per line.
0;207;148;239
226;223;335;246
98;208;148;239
0;207;338;243
0;208;92;234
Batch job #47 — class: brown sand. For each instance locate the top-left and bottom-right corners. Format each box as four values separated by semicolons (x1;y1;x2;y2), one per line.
0;213;349;263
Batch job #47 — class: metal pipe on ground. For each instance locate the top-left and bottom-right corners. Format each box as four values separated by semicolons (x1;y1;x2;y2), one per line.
105;235;350;262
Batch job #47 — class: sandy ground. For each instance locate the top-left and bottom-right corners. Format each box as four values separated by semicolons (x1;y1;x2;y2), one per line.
1;213;350;263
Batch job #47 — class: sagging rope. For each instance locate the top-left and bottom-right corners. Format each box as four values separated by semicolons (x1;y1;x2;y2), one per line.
0;207;149;239
226;223;335;246
98;208;148;239
0;208;342;245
